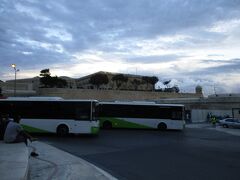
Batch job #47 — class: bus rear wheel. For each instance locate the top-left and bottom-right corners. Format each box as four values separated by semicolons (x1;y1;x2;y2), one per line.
57;125;69;136
102;121;112;129
158;123;167;131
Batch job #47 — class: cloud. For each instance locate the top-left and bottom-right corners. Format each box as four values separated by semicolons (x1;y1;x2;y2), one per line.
207;54;224;57
0;0;240;94
125;54;187;64
192;58;240;75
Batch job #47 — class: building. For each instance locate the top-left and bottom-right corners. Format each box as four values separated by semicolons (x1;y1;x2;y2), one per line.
5;77;40;91
2;71;160;93
76;71;157;91
3;76;77;94
0;80;4;89
1;71;202;100
0;80;4;96
156;93;240;122
1;77;39;96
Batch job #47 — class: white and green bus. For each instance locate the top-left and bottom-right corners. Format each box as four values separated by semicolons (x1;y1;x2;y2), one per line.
0;97;99;135
99;102;185;130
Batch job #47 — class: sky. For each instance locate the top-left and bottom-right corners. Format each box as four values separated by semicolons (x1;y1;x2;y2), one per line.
1;0;240;95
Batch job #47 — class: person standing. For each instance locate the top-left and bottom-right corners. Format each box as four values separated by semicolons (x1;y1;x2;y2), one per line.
211;116;217;127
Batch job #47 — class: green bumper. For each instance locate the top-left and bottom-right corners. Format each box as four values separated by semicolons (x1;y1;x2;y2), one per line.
91;126;100;134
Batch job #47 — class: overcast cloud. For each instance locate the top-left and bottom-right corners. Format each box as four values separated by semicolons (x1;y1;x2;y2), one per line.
1;0;240;95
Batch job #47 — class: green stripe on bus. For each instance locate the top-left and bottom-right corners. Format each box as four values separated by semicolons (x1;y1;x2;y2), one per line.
91;126;100;134
22;124;50;133
100;117;153;129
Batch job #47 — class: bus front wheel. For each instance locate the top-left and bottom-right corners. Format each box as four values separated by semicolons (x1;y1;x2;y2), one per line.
158;123;167;131
57;125;69;136
223;124;228;128
102;121;112;129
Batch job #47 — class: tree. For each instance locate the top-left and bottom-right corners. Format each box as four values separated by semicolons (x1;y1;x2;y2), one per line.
163;80;171;88
142;76;150;89
149;76;159;86
195;85;203;94
40;69;51;77
52;76;67;88
39;69;67;88
172;85;180;93
40;69;52;88
164;85;180;93
112;74;128;89
142;76;159;90
132;79;141;90
162;79;181;93
89;73;109;89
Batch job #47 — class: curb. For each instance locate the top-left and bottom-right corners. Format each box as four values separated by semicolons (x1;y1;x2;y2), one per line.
78;156;118;180
29;142;118;180
24;159;29;180
0;142;29;180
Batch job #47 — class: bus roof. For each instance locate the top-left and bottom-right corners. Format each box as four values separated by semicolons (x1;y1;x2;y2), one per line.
7;96;64;100
114;100;156;104
0;98;98;102
100;101;184;107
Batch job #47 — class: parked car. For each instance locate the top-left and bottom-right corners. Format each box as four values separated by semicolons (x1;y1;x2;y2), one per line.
219;118;240;128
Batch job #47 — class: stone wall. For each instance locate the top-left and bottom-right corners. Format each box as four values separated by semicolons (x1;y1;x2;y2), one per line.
156;96;240;122
156;96;240;110
191;109;233;122
3;82;33;91
38;88;202;101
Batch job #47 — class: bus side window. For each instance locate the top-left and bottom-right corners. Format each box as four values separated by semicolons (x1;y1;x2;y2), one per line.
172;111;182;120
75;107;90;120
156;107;171;119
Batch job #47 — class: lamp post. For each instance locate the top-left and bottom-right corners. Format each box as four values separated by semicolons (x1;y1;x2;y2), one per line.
11;64;19;97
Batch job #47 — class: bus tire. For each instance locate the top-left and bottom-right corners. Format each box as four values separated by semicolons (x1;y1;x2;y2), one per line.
158;123;167;131
57;124;69;136
103;121;112;129
223;124;228;128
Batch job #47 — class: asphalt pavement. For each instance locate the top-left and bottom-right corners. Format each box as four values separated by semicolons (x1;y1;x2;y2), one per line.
28;141;117;180
186;122;240;136
37;127;240;180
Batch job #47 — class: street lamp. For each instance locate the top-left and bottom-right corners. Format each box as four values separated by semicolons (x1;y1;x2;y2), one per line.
11;64;19;96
